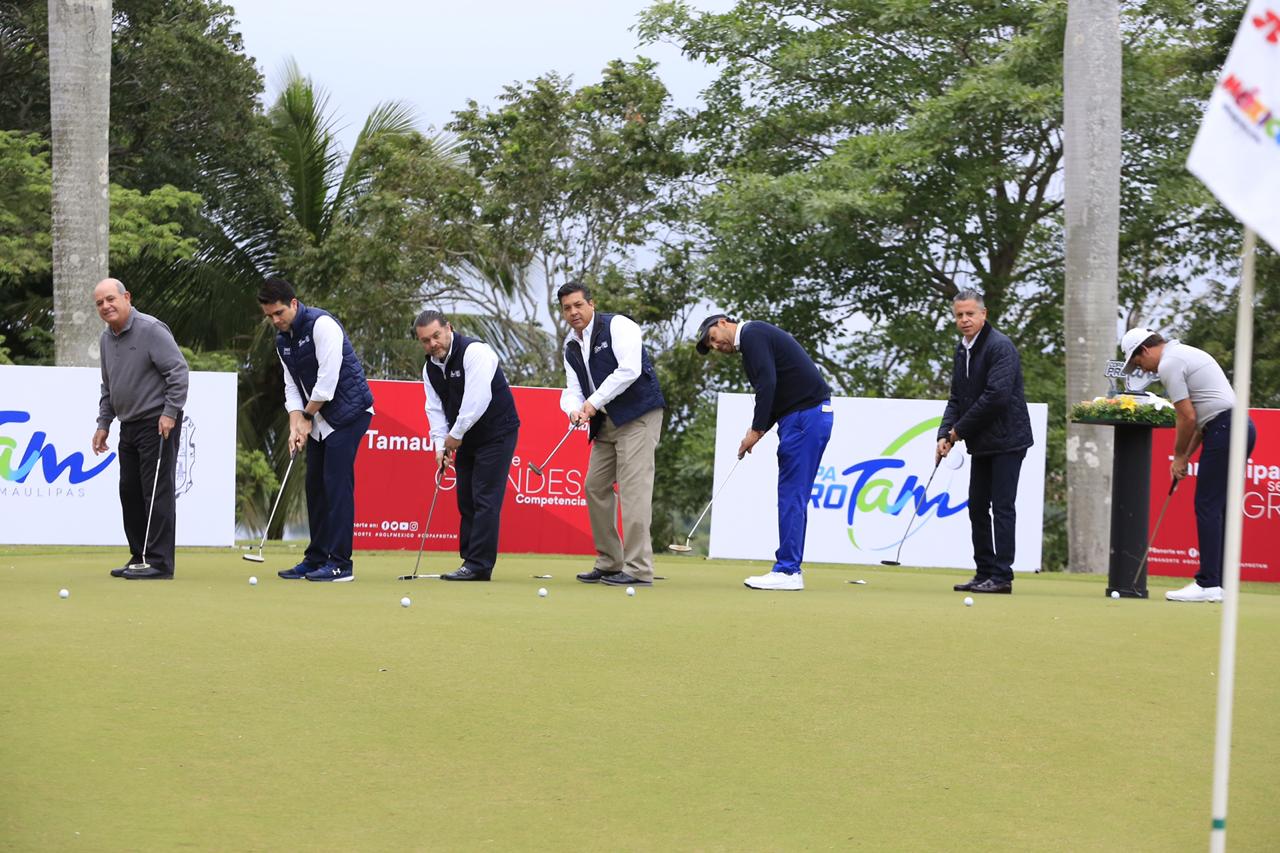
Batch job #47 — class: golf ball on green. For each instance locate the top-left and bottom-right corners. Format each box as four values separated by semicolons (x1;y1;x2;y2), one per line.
1110;590;1120;600
59;588;69;599
626;587;636;597
400;596;411;608
538;587;548;597
963;596;974;607
249;576;258;586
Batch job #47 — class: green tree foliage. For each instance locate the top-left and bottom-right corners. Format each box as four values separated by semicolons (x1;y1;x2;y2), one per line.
638;0;1235;568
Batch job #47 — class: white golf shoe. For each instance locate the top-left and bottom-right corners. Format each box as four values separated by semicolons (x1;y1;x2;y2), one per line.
1166;581;1223;603
744;571;804;591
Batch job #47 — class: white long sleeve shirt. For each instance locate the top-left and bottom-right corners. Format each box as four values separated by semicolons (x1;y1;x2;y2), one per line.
559;313;644;416
422;335;501;446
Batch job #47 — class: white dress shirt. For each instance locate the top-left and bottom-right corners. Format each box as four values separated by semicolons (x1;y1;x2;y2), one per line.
422;335;501;447
733;320;751;351
559;313;644;416
280;314;347;440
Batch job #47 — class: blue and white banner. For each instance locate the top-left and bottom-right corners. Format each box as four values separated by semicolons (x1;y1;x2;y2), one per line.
708;393;1049;571
1;365;236;546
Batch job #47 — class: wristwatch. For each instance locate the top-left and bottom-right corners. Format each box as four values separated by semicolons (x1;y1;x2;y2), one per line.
301;411;314;421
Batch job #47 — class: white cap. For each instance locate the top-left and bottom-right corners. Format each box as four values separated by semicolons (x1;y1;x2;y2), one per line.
1120;327;1157;374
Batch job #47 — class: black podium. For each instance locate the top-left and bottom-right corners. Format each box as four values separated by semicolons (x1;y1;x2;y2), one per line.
1076;419;1171;598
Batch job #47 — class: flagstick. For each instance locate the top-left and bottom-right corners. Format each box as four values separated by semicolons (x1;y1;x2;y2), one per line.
1209;226;1256;853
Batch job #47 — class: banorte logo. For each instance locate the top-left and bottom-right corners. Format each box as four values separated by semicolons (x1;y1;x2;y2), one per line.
0;410;114;493
811;416;967;554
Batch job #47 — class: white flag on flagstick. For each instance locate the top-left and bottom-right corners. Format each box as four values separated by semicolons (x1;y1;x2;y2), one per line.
1187;1;1280;253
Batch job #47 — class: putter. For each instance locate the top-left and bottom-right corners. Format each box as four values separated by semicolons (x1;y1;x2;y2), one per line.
243;450;298;563
133;443;165;570
1129;478;1179;591
399;467;447;580
880;457;943;566
529;424;578;477
669;457;744;553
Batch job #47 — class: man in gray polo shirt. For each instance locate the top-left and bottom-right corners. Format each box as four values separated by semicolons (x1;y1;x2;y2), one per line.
90;278;189;580
1122;328;1257;602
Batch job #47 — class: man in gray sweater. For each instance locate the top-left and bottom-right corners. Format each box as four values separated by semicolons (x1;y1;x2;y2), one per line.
90;278;189;579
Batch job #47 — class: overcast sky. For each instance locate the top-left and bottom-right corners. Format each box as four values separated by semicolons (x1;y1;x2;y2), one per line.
230;0;733;154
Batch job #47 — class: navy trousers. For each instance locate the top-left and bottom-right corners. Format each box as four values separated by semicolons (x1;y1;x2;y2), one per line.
118;415;183;573
303;411;372;571
968;449;1025;583
454;429;518;578
774;401;834;574
1194;412;1258;588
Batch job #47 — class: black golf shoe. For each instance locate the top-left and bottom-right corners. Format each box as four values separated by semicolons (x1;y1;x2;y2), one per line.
970;578;1012;594
442;566;490;581
576;568;621;583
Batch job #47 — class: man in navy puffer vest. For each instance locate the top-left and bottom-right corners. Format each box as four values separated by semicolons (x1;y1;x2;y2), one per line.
417;309;520;581
259;277;374;583
558;281;665;587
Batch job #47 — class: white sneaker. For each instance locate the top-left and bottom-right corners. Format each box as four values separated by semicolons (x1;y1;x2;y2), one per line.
1166;582;1223;603
744;571;804;591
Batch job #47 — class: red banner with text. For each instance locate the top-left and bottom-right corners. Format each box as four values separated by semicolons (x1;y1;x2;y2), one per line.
1148;407;1280;581
354;381;594;555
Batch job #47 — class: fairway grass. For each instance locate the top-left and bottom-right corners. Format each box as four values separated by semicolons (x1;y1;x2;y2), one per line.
2;547;1278;851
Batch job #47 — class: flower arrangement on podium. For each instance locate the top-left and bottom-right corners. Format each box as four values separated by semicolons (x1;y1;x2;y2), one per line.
1070;392;1175;427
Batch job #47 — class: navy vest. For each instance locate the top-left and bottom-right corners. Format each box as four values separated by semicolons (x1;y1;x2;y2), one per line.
275;303;374;428
564;312;665;440
424;334;519;446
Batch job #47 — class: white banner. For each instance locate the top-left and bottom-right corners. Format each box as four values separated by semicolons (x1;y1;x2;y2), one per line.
709;394;1049;571
1186;1;1280;252
0;365;236;546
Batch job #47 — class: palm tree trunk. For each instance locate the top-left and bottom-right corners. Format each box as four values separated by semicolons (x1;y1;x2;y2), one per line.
48;0;112;366
1063;0;1121;572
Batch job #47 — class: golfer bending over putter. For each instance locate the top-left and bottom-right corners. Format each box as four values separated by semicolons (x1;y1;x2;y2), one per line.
260;277;374;583
696;314;833;590
1121;327;1257;603
939;289;1033;595
416;310;520;581
558;281;666;588
92;278;189;580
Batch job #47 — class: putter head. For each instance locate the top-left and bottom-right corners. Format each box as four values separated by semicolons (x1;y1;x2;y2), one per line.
879;560;901;566
668;543;693;553
398;573;441;580
242;553;265;563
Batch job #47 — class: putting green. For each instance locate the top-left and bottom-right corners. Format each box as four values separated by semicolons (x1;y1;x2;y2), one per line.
2;547;1278;851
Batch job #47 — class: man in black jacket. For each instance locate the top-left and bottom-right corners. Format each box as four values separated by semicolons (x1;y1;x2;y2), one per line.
938;290;1034;594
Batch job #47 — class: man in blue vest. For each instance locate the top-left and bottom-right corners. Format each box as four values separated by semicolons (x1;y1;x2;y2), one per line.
259;277;374;583
416;310;520;581
697;314;834;590
559;281;666;587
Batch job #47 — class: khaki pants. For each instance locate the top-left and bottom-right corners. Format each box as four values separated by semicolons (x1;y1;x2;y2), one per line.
586;407;663;581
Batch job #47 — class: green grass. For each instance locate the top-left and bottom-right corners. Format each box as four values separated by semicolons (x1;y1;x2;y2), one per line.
2;546;1278;852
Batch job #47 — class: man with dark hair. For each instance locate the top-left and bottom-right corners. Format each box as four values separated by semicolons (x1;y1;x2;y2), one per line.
416;309;520;581
696;314;833;590
938;289;1033;595
1121;326;1258;602
259;277;374;582
91;278;189;580
558;281;665;587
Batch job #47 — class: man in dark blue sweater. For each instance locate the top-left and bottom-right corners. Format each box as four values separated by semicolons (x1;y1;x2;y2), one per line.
938;290;1034;594
697;315;833;590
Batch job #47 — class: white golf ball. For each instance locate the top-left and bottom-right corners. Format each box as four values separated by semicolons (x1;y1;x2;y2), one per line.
538;587;548;598
626;587;636;597
249;576;258;586
963;596;974;607
400;596;411;608
59;588;69;599
1110;590;1120;600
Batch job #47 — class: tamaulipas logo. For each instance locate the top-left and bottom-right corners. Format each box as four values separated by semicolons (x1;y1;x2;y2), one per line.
0;410;114;495
812;416;967;554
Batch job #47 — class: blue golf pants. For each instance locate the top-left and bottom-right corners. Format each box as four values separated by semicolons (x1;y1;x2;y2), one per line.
774;401;834;574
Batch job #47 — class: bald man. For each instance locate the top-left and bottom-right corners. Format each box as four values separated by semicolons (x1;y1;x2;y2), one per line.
91;279;189;579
